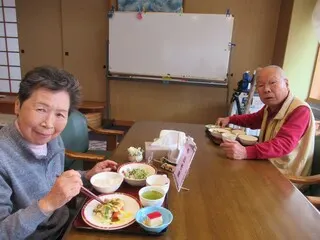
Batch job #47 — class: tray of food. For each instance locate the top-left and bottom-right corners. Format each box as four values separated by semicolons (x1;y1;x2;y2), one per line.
205;124;258;146
73;162;172;236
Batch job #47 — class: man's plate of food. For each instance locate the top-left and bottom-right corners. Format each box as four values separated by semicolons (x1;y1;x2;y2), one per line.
81;193;141;230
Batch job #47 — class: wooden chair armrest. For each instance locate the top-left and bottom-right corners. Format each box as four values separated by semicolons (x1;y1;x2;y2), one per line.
88;125;124;136
87;125;123;151
307;196;320;208
65;150;105;162
285;174;320;185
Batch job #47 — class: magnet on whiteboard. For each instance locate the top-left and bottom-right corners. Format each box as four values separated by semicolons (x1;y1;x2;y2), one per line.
162;74;171;80
108;5;115;18
226;9;231;17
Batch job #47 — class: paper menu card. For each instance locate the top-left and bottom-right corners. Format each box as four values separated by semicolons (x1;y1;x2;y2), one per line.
173;137;197;192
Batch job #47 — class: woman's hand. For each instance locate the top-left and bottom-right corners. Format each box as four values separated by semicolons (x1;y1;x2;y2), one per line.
85;160;118;180
38;170;82;214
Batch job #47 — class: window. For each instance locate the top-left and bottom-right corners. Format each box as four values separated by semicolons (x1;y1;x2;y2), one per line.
0;0;21;94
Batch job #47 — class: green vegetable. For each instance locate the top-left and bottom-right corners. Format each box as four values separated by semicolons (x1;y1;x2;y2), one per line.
124;168;149;179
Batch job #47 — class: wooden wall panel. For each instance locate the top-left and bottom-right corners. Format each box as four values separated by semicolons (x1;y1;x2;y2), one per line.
61;0;108;102
110;80;228;124
109;0;282;123
16;0;63;75
272;0;294;66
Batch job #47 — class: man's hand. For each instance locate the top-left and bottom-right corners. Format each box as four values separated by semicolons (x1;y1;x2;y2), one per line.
39;170;83;214
85;160;118;180
216;117;230;128
220;141;247;160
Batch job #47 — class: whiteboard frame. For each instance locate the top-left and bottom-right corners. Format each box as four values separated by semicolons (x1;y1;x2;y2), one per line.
107;72;229;86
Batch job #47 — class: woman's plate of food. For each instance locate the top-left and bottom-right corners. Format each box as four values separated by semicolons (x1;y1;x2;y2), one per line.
81;193;141;230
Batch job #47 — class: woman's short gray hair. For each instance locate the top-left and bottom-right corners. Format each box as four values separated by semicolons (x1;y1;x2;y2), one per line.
18;66;82;113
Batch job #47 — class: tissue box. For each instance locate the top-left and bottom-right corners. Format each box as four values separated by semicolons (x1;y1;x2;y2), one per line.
145;142;171;160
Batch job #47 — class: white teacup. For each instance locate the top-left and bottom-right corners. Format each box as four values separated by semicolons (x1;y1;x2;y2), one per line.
146;174;170;193
138;186;166;207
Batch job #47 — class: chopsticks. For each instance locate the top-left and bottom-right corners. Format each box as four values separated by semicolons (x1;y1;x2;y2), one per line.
80;186;105;205
55;174;104;204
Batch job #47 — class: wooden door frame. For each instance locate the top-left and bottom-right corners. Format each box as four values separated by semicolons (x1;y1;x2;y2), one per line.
307;44;320;104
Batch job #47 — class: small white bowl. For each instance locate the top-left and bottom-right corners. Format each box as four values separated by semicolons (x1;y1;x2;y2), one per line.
221;132;237;142
146;174;170;193
118;162;157;187
231;129;246;136
209;128;230;139
138;186;166;207
90;172;124;194
238;134;258;145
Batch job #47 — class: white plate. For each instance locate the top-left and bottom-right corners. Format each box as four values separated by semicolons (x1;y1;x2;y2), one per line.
81;193;141;230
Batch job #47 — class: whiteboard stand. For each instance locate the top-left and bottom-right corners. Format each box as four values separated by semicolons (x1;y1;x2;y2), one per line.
225;42;236;115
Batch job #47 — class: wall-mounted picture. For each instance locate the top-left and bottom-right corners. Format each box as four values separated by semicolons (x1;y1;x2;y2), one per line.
118;0;183;12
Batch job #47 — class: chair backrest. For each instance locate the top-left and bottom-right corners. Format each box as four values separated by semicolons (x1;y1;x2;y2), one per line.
61;110;89;153
308;135;320;196
311;135;320;175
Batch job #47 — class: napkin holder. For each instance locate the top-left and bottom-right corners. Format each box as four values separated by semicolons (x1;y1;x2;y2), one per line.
145;130;186;164
145;142;171;160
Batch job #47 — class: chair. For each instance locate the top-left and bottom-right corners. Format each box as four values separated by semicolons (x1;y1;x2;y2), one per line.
286;135;320;208
60;110;124;170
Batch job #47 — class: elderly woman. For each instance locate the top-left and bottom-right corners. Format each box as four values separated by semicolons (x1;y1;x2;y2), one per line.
216;65;315;177
0;66;117;239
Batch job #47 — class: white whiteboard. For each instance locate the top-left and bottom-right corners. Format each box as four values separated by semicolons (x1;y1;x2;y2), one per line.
109;12;234;81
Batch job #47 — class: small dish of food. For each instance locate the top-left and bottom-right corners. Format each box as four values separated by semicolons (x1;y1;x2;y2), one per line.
205;124;219;129
118;162;157;186
221;132;237;142
135;206;173;233
231;129;246;136
238;134;258;145
209;128;231;139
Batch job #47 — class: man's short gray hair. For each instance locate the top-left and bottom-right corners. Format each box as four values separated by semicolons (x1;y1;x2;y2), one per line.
256;65;287;82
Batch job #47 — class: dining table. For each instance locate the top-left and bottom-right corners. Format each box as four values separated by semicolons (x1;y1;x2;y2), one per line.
63;121;320;240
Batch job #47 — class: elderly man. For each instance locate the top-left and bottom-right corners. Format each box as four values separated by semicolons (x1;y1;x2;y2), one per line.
216;65;315;177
